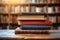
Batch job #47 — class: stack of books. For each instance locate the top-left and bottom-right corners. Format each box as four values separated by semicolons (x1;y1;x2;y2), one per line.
15;15;52;34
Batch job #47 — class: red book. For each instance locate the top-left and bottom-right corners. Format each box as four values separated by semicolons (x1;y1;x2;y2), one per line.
20;20;52;25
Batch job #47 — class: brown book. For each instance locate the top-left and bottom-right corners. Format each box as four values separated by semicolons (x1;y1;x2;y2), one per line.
58;16;60;23
17;15;45;20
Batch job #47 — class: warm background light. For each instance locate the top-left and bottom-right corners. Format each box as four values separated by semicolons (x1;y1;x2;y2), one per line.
9;0;20;4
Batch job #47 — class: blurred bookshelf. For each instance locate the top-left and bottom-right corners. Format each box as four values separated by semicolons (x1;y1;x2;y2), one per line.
0;0;60;30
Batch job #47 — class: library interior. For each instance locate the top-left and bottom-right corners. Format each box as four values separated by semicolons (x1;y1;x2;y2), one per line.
0;0;60;40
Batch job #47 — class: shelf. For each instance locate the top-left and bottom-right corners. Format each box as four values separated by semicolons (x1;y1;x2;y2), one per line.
30;3;47;6
53;23;60;27
0;13;8;15
0;3;29;6
0;23;8;25
48;3;60;6
10;13;21;15
22;12;46;15
48;13;60;16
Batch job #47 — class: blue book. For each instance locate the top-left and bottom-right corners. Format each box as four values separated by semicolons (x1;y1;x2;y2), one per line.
43;7;47;13
30;0;35;3
22;25;51;30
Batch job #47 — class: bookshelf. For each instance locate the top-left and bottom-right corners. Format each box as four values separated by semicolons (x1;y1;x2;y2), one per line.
0;0;60;30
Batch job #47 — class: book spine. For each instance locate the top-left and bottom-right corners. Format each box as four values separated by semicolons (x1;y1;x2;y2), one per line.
11;6;15;13
48;7;53;13
0;7;2;13
22;25;51;30
43;6;47;13
40;0;43;4
21;20;52;25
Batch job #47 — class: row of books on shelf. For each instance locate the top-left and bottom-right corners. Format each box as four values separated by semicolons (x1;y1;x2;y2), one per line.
30;6;60;13
0;0;60;4
0;15;9;23
0;15;18;23
29;0;60;4
0;6;60;13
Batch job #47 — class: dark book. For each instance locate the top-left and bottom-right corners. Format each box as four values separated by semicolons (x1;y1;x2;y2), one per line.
15;30;49;34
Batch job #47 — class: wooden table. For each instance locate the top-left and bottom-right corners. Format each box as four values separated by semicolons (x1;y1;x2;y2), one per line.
0;30;60;40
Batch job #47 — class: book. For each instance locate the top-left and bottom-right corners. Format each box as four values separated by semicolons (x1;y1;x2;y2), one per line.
0;15;2;23
20;20;52;25
43;0;47;4
0;15;9;23
43;6;47;13
36;7;40;13
36;7;42;13
17;15;45;20
11;6;15;13
30;6;36;12
22;25;51;30
29;0;36;3
36;0;40;3
52;0;55;3
40;0;43;3
55;6;60;13
15;30;49;34
21;6;24;12
48;16;56;23
57;0;60;3
11;16;18;24
15;6;20;13
48;7;54;13
0;15;1;23
0;7;2;13
58;16;60;23
47;0;52;4
5;6;9;13
25;6;29;12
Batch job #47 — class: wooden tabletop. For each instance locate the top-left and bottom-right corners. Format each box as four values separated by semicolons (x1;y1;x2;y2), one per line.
0;30;60;40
